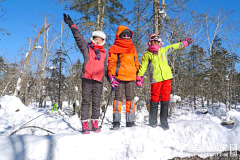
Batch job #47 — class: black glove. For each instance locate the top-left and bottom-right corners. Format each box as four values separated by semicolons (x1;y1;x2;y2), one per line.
63;13;74;26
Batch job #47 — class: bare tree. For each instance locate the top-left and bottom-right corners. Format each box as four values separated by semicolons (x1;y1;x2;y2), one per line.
0;0;10;40
13;20;51;97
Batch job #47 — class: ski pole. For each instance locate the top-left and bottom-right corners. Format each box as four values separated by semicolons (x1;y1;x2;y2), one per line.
99;88;114;128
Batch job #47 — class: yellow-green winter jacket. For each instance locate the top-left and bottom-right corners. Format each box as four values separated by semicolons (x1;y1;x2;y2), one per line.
138;42;184;83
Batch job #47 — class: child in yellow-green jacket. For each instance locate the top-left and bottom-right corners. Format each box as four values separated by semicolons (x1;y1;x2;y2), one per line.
136;33;192;130
52;101;58;112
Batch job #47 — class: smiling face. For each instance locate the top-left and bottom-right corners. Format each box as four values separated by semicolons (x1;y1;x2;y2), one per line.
93;37;104;45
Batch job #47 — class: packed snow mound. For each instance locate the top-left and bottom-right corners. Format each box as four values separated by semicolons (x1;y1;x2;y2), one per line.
0;96;240;160
207;102;227;118
170;113;230;149
170;94;181;103
226;110;240;121
0;96;30;135
0;95;27;116
0;96;82;136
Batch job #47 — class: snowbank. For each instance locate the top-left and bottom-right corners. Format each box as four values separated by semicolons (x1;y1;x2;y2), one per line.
0;96;239;160
170;94;181;103
0;96;29;135
0;95;27;116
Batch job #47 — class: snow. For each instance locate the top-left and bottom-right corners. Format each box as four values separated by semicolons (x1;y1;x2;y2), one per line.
170;94;181;103
0;95;239;160
25;52;29;57
34;45;42;49
74;86;78;91
49;66;56;70
225;110;240;123
16;77;21;90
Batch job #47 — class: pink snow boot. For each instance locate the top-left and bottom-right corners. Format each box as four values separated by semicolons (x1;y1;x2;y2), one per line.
81;120;90;134
91;119;101;133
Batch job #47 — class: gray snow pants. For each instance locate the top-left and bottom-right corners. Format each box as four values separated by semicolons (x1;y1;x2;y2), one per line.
113;81;135;123
81;78;103;120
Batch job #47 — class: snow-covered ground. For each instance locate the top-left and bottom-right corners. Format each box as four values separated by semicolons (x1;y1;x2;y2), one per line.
0;95;240;160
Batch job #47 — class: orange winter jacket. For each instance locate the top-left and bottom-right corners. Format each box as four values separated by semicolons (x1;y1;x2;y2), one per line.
108;25;140;81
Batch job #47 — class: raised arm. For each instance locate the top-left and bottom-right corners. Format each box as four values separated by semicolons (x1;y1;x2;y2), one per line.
164;37;193;55
63;14;88;56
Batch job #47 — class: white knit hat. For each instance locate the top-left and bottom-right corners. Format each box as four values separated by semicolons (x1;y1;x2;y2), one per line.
90;31;107;46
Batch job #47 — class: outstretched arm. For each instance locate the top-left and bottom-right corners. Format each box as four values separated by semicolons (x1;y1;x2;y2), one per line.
182;37;193;48
63;14;88;57
164;37;193;55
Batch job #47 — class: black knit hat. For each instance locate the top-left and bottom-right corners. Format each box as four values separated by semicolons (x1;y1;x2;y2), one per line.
119;29;132;39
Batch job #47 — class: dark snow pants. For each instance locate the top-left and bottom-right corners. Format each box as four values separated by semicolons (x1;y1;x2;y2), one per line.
81;78;103;120
113;81;135;123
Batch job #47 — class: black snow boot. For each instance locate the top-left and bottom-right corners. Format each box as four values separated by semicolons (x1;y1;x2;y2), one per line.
149;101;158;128
160;101;169;130
126;122;136;127
112;122;120;130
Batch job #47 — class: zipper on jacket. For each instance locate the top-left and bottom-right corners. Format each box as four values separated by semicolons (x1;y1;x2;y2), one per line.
158;53;165;81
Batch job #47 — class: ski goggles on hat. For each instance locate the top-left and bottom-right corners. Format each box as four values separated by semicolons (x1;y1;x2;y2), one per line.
150;35;162;42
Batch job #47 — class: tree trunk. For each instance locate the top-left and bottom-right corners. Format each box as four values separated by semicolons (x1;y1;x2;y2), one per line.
14;20;51;97
96;0;101;30
23;38;32;105
39;19;48;107
153;0;159;34
58;21;63;110
100;0;105;31
159;0;165;35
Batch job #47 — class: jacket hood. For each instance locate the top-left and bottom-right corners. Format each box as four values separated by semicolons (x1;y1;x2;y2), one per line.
116;25;133;39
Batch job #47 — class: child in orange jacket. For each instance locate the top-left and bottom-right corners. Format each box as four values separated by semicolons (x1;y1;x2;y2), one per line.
108;25;140;130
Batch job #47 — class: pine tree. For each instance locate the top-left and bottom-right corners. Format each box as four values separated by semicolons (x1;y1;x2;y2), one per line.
47;49;67;109
209;36;232;106
55;0;128;32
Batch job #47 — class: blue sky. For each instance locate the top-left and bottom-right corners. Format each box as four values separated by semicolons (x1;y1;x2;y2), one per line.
0;0;79;62
0;0;240;66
